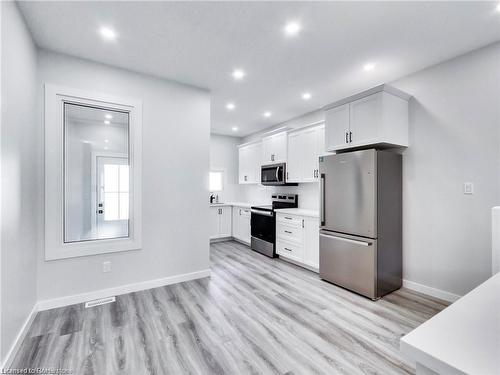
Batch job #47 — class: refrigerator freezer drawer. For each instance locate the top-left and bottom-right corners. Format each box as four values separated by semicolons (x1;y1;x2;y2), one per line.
319;231;377;299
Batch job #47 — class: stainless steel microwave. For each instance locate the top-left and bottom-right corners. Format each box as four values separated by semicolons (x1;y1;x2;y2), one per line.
261;163;297;186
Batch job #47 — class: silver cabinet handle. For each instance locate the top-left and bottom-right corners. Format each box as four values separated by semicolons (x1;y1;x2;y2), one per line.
349;131;352;143
284;247;292;252
302;219;304;228
345;132;349;143
284;230;292;234
320;233;372;246
284;217;293;220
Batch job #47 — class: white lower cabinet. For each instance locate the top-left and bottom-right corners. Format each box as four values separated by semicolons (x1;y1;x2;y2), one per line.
232;206;251;244
276;212;319;271
210;206;232;240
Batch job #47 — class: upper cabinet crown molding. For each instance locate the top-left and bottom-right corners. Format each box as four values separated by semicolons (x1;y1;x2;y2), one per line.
324;84;410;152
322;84;411;111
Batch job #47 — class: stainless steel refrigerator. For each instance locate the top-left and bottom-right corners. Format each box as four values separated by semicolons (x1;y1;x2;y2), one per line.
319;149;402;300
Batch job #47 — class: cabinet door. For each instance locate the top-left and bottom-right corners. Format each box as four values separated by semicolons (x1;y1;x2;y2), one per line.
238;146;249;184
210;207;221;239
239;143;261;184
262;132;287;164
349;93;381;146
325;104;350;151
261;136;273;164
315;125;330;156
300;127;318;182
272;132;288;163
232;207;241;240
241;211;251;244
219;206;232;237
248;142;261;183
287;132;303;182
304;217;320;270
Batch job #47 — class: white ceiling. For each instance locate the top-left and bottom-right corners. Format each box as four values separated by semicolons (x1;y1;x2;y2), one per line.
18;1;500;136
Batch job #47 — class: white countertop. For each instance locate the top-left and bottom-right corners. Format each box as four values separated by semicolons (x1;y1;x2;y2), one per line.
400;273;500;375
274;208;320;218
210;202;266;208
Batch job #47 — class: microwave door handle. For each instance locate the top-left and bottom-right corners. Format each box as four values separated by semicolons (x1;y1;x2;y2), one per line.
320;173;325;226
275;166;279;182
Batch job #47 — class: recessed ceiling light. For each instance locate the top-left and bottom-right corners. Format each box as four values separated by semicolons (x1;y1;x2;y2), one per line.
284;22;301;36
99;26;117;41
232;69;246;80
363;63;375;72
302;92;312;100
226;102;236;110
104;120;110;125
496;2;500;12
263;111;272;118
105;114;113;120
104;139;109;143
232;126;238;132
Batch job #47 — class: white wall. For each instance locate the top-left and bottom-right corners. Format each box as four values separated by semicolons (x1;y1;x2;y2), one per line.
242;42;500;297
36;50;210;301
209;134;242;202
1;1;40;361
391;42;500;296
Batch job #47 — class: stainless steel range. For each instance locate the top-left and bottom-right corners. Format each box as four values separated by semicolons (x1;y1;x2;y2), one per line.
251;194;298;258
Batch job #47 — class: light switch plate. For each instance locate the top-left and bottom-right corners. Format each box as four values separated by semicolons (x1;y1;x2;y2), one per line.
463;182;474;195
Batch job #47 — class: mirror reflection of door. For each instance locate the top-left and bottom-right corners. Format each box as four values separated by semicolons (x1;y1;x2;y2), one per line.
64;102;130;243
96;156;129;239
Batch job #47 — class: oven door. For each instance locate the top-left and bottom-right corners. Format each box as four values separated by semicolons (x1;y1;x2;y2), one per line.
261;164;284;185
251;210;275;243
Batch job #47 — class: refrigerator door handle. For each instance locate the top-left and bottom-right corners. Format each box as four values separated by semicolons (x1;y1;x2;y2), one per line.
320;173;325;226
320;233;372;247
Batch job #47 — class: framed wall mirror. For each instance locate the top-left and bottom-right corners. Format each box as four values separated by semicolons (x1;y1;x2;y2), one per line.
45;85;142;260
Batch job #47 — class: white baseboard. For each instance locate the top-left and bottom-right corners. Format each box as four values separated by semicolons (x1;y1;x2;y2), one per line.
37;269;211;311
403;279;461;303
1;303;38;369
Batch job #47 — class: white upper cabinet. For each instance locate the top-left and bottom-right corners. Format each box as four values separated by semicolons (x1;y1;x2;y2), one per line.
287;125;325;183
325;103;350;150
324;85;410;152
262;132;287;165
238;141;261;184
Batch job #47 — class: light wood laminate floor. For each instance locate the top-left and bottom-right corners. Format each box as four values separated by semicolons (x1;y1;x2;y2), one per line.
11;241;448;374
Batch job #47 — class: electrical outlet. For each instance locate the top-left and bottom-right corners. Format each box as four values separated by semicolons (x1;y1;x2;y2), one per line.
463;182;474;195
102;261;112;273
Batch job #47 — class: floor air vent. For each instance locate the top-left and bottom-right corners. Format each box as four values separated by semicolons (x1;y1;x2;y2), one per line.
85;296;116;308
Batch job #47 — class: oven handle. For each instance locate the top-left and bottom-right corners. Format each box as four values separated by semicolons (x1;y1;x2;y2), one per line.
251;209;274;217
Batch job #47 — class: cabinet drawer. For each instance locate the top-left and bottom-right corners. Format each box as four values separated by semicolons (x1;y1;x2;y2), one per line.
276;214;302;228
276;240;303;261
277;223;303;244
